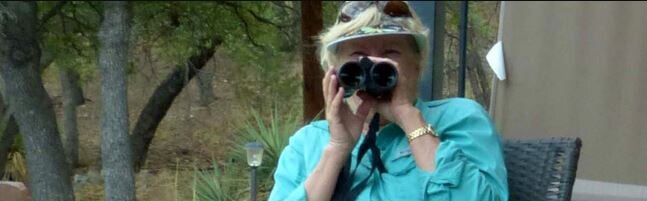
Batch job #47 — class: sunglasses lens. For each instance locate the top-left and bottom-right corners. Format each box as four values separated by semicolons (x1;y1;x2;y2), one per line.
383;1;411;17
338;1;412;23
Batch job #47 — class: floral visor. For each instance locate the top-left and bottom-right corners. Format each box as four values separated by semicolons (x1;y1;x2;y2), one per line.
325;1;427;52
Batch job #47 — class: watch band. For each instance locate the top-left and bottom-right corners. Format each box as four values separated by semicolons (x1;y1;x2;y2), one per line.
407;124;438;142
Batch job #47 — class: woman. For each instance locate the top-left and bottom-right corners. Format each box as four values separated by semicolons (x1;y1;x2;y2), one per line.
269;1;508;200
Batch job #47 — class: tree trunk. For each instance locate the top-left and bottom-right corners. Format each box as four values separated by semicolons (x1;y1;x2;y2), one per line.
466;20;492;109
130;38;221;171
0;89;7;121
98;2;136;201
301;1;324;122
467;53;487;107
467;49;491;109
59;67;85;105
196;65;215;107
432;2;447;100
0;2;74;201
59;67;84;168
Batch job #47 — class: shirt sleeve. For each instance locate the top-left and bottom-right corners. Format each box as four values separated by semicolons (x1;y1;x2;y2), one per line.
418;98;509;201
268;130;309;201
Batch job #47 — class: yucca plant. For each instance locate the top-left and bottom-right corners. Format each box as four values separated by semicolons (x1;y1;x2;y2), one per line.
2;151;27;181
1;133;27;182
227;105;302;198
191;160;242;201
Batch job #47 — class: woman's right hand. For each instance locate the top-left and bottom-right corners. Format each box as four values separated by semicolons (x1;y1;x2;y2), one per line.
322;67;376;153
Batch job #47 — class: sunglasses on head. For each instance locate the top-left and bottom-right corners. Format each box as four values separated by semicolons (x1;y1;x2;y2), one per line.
337;1;413;23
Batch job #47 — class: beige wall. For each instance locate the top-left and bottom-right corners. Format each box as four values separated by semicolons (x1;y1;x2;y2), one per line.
491;1;647;186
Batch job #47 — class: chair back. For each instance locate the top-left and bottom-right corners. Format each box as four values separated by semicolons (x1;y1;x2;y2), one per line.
503;137;583;201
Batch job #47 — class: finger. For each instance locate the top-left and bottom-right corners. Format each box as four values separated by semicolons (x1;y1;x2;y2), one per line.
329;74;339;103
331;86;344;112
322;67;333;103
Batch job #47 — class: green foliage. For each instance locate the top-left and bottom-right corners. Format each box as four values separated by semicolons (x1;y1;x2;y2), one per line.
0;120;24;155
132;2;209;62
0;125;26;181
191;160;241;201
130;2;304;113
40;2;101;81
323;1;342;28
131;1;298;65
8;133;23;154
35;1;303;91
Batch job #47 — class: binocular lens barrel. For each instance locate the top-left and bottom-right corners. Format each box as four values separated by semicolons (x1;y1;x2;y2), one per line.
336;57;398;98
370;62;398;88
338;62;365;89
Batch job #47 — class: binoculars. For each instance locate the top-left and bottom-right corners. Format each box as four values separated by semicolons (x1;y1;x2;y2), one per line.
336;57;398;99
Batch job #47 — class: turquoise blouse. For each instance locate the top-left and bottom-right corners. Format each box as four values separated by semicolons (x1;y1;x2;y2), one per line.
268;98;509;201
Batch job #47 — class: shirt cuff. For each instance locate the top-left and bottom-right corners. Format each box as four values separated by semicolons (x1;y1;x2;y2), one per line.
414;141;467;195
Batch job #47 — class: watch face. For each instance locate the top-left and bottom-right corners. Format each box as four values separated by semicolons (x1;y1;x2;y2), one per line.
428;125;439;137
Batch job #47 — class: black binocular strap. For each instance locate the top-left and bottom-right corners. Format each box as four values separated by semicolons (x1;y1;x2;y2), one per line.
332;113;387;201
356;113;387;174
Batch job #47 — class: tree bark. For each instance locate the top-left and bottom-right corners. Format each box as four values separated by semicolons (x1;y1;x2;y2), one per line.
0;2;74;201
301;1;324;122
130;38;221;171
98;2;136;201
59;67;84;168
432;2;447;100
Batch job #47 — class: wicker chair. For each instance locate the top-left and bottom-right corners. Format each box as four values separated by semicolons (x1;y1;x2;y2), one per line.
503;137;583;201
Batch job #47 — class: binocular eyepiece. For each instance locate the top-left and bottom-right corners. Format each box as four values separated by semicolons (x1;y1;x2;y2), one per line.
336;57;398;99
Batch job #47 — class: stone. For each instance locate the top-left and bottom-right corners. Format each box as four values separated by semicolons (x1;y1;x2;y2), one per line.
0;181;31;201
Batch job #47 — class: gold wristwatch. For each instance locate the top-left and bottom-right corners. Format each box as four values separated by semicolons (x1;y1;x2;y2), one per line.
407;124;438;142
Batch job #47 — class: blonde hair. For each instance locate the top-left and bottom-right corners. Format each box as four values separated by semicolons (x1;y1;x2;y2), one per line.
316;5;430;72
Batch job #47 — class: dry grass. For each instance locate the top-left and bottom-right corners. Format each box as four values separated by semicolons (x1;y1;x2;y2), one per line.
73;168;198;201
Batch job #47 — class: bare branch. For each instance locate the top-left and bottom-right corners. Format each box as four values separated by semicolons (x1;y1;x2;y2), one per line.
234;7;264;49
245;9;293;39
217;1;266;49
62;11;92;31
216;1;297;49
446;33;459;41
246;8;289;28
58;11;87;59
271;1;297;14
40;1;68;27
